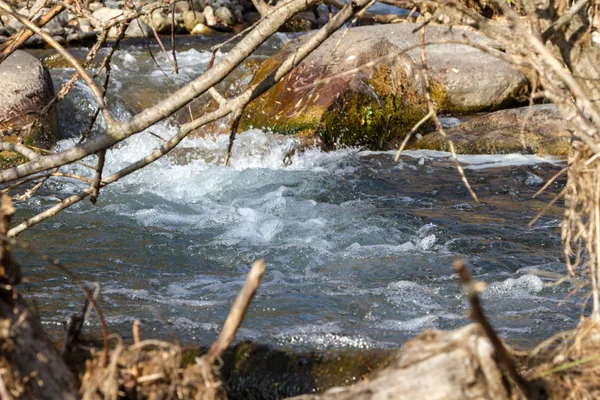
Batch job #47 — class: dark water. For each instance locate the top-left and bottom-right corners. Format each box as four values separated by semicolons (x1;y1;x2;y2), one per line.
15;134;572;350
13;42;577;350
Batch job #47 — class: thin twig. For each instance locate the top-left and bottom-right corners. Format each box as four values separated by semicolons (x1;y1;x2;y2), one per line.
0;143;39;161
171;2;178;74
90;150;106;204
532;166;568;199
394;109;434;162
454;259;537;398
542;0;591;42
205;259;265;364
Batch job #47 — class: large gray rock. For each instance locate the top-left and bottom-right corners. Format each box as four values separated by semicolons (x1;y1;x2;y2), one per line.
0;51;60;163
415;104;571;155
288;324;514;400
240;24;529;150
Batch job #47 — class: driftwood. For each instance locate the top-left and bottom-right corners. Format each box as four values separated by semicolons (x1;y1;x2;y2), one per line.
288;323;513;400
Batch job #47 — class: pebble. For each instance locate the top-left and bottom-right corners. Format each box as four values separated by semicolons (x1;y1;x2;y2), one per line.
203;5;217;27
3;0;254;48
190;22;215;36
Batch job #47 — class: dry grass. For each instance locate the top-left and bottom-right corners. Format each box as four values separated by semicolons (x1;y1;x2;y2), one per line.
80;338;225;400
520;319;600;400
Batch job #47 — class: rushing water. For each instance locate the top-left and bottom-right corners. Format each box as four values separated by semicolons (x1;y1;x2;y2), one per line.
14;39;578;350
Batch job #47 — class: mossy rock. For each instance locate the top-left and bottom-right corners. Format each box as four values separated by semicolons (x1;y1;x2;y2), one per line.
183;341;393;399
240;23;528;151
414;104;571;155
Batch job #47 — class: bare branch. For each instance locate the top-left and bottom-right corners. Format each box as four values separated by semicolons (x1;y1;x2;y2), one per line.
0;143;40;161
454;259;538;398
0;0;317;184
542;0;591;42
6;0;377;235
90;150;106;204
205;259;265;364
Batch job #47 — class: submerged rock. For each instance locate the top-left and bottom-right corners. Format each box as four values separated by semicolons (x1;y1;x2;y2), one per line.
415;104;571;155
0;50;60;166
182;342;393;400
240;23;528;150
288;324;520;400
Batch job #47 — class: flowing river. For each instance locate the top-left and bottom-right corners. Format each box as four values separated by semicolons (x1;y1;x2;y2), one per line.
15;36;578;350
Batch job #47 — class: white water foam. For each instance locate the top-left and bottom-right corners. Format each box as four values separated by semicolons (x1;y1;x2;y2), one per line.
362;149;563;170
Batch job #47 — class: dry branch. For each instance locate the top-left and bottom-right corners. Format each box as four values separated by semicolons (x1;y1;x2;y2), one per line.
206;259;265;364
454;259;543;399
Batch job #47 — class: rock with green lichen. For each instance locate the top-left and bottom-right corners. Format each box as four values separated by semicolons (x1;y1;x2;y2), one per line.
414;104;571;155
182;341;393;399
240;23;529;150
0;50;60;167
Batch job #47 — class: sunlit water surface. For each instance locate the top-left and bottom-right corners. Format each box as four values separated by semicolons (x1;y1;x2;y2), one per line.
14;40;577;350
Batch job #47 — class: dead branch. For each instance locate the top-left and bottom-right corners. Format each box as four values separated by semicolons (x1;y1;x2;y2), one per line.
0;0;319;184
90;150;106;204
205;259;265;364
454;259;542;399
324;0;407;24
0;143;39;161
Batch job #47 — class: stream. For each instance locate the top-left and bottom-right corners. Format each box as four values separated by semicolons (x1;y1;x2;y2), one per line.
15;35;578;350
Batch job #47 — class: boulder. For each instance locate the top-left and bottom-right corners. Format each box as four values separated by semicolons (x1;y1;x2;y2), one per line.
65;31;98;45
91;7;124;37
24;34;44;47
125;17;152;37
240;24;529;150
92;7;160;37
183;9;206;32
203;5;217;27
0;51;60;166
190;22;215;36
175;0;190;13
414;104;571;155
215;5;236;26
147;9;171;33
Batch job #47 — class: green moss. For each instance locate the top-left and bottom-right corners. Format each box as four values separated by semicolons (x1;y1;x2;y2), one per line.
0;151;28;169
317;90;430;150
429;81;450;111
310;350;393;390
241;49;437;150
